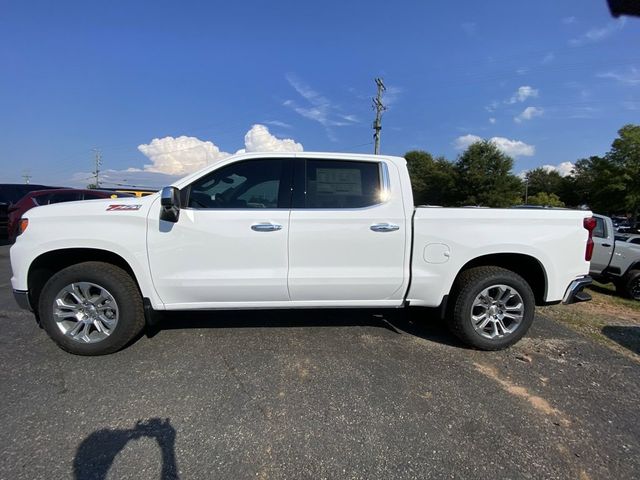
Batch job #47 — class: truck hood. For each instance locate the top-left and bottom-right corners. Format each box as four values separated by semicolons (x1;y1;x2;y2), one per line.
24;194;157;220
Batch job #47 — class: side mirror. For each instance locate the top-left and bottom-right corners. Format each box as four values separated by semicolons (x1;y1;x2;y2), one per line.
160;186;181;223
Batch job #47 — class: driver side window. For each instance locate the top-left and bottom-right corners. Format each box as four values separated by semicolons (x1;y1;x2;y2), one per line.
187;159;290;209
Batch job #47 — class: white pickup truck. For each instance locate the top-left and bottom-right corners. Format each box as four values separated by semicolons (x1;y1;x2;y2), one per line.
10;152;595;355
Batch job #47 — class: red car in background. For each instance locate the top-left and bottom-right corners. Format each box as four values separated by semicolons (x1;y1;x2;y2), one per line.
7;188;133;242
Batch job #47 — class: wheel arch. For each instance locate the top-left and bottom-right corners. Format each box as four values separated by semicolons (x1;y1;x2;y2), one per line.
453;253;548;305
28;248;142;313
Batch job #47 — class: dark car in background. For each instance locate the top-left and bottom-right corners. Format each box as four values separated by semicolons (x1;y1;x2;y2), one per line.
6;188;133;242
0;184;60;240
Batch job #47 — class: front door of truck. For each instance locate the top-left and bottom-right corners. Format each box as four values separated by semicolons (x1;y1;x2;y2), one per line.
287;158;408;303
147;158;293;307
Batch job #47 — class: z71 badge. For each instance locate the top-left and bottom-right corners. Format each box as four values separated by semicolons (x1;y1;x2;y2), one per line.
106;204;142;211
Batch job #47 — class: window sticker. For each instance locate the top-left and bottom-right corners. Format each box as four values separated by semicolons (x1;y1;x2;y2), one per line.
316;168;362;195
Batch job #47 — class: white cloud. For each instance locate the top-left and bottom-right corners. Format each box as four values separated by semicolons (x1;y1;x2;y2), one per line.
542;52;555;64
461;22;477;36
284;74;358;140
383;86;403;107
562;16;577;25
137;124;303;176
541;161;575;177
242;124;303;153
70;125;305;188
597;67;640;86
515;106;544;123
138;136;231;176
454;134;535;157
491;137;535;157
508;86;539;103
263;120;292;129
569;18;626;46
489;117;496;124
454;134;483;150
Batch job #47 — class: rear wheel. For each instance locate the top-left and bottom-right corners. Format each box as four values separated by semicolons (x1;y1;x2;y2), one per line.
623;270;640;301
38;261;145;355
448;266;535;350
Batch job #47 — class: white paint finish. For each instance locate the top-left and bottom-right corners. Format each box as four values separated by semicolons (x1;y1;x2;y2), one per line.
287;156;409;302
407;208;591;306
146;199;290;305
10;151;592;314
288;206;408;302
9;196;164;308
423;243;451;264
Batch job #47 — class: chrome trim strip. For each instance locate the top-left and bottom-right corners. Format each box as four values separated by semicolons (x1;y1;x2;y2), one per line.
380;161;391;201
562;276;592;304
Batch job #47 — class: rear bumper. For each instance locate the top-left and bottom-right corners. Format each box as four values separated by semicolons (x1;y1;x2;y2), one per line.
562;276;592;304
13;289;32;311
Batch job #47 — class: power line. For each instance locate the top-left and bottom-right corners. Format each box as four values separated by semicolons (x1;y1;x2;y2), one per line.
372;77;387;155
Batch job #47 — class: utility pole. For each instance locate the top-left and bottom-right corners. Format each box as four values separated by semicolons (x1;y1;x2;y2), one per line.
22;171;32;184
92;148;102;189
524;177;529;204
372;77;387;155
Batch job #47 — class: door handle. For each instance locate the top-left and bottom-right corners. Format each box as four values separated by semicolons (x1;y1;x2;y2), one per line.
370;223;400;232
251;223;283;232
602;243;611;247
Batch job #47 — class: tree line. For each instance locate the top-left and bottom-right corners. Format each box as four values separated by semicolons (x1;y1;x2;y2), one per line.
405;124;640;223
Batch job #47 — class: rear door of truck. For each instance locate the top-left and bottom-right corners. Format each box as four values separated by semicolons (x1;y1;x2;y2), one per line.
287;157;408;303
590;215;614;274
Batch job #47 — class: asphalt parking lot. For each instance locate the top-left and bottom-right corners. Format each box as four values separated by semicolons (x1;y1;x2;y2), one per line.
0;244;638;480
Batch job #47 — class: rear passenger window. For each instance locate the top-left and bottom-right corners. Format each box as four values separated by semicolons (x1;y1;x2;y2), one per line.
593;218;606;238
304;160;381;208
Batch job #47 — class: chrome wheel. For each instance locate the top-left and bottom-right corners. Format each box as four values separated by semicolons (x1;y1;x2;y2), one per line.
471;284;524;339
52;282;119;344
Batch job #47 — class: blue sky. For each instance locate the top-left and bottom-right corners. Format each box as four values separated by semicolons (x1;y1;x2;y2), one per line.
1;0;638;187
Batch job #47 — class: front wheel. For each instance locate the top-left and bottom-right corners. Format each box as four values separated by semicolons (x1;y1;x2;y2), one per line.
448;266;535;350
38;261;145;355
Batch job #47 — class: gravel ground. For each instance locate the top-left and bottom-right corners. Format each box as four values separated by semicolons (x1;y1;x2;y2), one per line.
0;245;638;480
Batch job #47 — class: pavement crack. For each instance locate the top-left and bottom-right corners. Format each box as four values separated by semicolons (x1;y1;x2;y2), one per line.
220;353;272;423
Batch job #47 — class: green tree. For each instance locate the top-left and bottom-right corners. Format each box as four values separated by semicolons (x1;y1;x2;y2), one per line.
569;155;625;214
525;167;563;197
609;124;640;222
454;140;523;207
527;192;565;207
404;150;457;206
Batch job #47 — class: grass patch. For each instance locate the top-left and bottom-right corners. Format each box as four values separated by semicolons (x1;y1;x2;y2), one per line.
540;284;639;361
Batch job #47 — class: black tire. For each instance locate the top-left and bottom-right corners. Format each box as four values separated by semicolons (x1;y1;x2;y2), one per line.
448;266;535;350
38;261;145;355
623;270;640;301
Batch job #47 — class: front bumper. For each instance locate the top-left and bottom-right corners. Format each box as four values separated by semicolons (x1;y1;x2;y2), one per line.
562;276;592;304
13;290;32;312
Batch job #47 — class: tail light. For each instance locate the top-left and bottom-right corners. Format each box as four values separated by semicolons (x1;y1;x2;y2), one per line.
583;217;596;261
18;218;29;236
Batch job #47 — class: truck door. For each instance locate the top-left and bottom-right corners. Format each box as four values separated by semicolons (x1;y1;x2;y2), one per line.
147;158;293;307
590;216;613;274
287;158;408;303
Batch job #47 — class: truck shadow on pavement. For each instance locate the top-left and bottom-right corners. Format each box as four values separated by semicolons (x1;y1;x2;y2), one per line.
73;418;179;480
602;325;640;355
147;308;465;349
